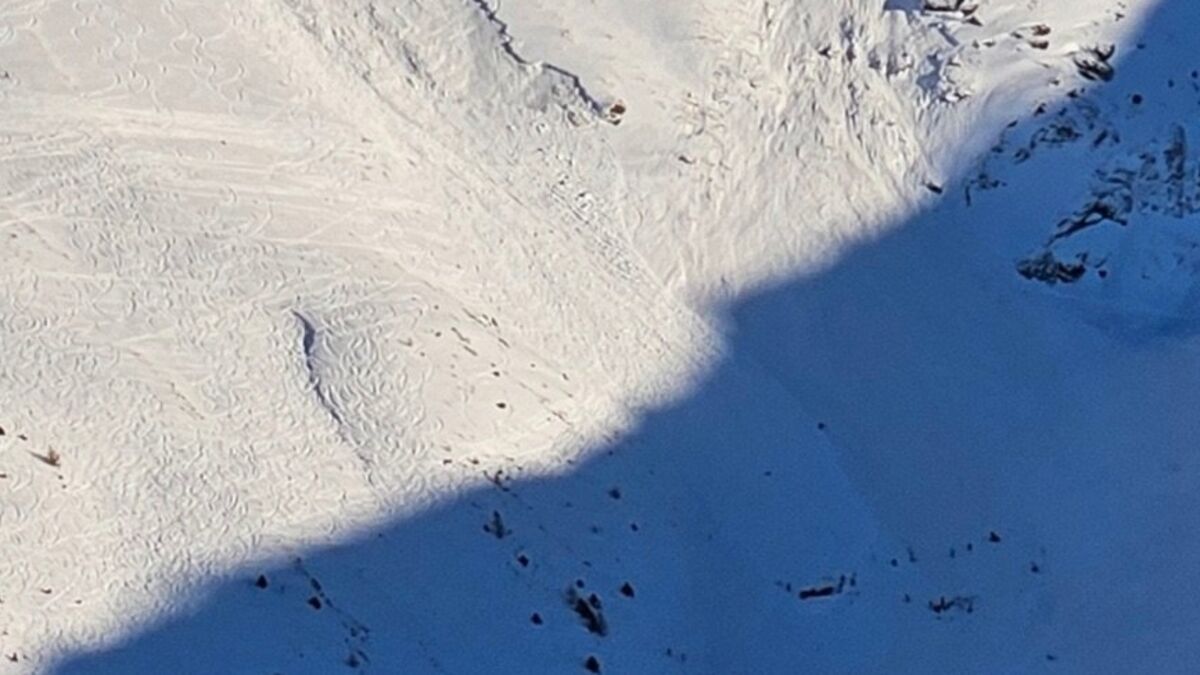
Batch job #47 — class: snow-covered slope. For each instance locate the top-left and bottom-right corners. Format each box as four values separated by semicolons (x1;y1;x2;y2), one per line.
2;0;1198;673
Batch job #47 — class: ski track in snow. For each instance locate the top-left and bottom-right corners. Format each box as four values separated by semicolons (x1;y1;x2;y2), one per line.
1;0;1199;672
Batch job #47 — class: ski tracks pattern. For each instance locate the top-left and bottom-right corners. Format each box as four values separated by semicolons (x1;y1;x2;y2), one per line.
0;0;707;668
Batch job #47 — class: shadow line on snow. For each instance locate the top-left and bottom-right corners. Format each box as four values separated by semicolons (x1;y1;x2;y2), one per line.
49;3;1200;673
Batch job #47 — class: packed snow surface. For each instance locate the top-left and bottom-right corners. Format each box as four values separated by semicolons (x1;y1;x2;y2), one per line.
2;0;1199;672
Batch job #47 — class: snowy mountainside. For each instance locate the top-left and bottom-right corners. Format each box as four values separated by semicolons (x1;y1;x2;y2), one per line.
493;0;1143;297
1;0;1199;673
968;24;1200;331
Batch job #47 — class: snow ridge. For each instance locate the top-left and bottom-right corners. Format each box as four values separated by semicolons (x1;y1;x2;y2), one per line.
467;0;611;118
292;310;345;428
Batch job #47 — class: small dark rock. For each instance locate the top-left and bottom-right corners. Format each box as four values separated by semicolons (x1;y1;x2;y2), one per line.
568;588;608;636
484;511;511;539
799;585;836;600
922;0;967;12
254;575;269;589
1074;46;1116;82
584;655;602;673
928;595;975;615
307;596;322;610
